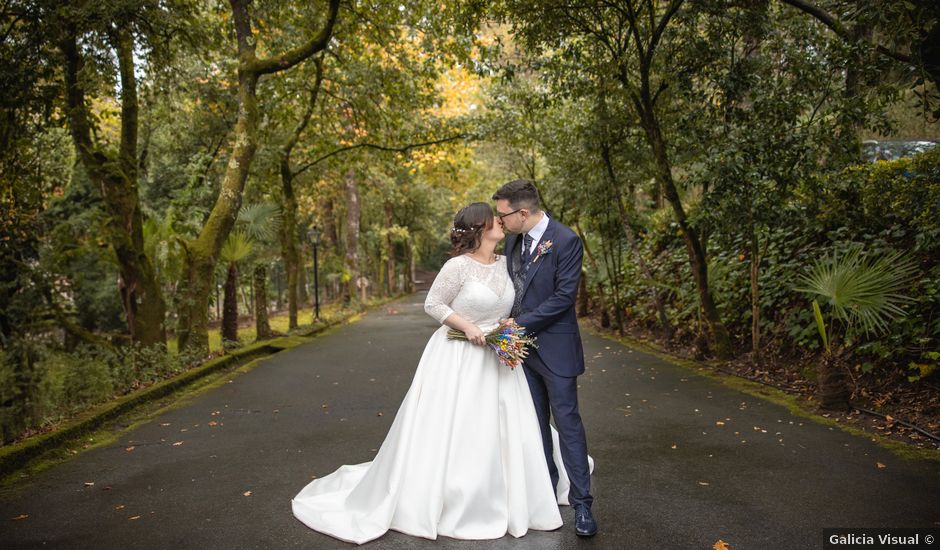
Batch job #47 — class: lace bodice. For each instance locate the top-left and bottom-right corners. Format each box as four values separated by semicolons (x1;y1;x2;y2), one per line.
424;255;514;327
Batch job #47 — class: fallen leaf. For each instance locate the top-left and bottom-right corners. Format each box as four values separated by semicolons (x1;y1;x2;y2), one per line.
243;491;252;497
160;423;171;427
125;446;135;452
877;462;886;469
172;441;183;446
208;421;218;427
714;540;729;550
115;505;125;510
698;481;710;486
716;421;725;426
377;412;384;417
671;444;677;449
12;514;28;521
84;482;95;487
129;515;141;521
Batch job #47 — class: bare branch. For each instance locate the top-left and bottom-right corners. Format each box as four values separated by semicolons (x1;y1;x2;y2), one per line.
294;134;468;177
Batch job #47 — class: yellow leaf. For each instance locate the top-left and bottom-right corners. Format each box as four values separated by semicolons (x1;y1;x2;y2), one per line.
714;540;729;550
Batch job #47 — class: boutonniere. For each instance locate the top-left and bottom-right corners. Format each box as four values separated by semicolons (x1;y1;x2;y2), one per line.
532;240;553;263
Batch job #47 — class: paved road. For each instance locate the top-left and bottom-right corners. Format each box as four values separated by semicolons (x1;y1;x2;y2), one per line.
1;295;937;549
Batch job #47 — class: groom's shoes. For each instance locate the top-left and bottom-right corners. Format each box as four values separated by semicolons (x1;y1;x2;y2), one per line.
574;504;598;537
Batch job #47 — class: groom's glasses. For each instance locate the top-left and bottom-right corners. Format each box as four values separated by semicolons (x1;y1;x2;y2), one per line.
496;208;523;221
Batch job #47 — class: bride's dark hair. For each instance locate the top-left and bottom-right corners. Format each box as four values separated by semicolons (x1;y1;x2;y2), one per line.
449;202;494;257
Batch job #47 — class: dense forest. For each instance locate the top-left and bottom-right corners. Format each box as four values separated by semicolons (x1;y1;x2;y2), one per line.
1;1;938;448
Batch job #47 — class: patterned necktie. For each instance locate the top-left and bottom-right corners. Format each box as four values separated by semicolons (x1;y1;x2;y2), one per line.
511;234;534;317
521;234;534;266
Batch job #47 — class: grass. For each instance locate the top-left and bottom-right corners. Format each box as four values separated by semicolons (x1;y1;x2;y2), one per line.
0;295;405;487
167;303;347;354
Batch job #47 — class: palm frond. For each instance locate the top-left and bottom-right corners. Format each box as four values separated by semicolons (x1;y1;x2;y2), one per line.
796;244;918;337
220;231;254;263
237;202;281;242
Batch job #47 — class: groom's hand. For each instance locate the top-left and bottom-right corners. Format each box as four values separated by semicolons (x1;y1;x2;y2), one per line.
498;318;514;327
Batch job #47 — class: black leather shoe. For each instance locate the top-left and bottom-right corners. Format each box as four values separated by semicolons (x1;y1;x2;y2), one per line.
574;504;598;537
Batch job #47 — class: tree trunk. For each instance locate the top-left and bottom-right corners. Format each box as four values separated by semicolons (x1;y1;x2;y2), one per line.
750;232;762;363
279;170;300;330
222;263;239;345
60;27;166;348
178;0;338;353
577;272;589;317
576;224;612;328
344;170;361;305
596;101;673;339
254;264;271;340
384;202;395;297
629;71;732;359
278;56;323;330
323;198;341;256
298;247;309;307
817;353;851;411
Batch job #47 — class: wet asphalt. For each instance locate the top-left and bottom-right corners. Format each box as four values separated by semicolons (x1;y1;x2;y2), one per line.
0;293;937;549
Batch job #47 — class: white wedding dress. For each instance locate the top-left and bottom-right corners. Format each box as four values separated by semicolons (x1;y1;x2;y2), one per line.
291;254;587;544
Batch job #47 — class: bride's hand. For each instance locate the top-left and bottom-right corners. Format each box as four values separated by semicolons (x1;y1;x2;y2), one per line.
464;325;486;346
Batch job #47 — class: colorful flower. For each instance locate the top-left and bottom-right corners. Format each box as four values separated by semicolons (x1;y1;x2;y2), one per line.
532;240;554;263
447;321;537;369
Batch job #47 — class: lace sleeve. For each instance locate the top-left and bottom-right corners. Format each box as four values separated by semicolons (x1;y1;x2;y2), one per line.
424;257;464;324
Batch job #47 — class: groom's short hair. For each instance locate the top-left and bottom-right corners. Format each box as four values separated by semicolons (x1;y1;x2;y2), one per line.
492;180;542;213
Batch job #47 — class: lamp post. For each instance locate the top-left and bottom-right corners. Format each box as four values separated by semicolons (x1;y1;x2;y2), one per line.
307;226;321;322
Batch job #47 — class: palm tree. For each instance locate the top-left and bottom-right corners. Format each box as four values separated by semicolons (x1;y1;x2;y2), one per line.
219;231;253;347
237;203;281;340
796;244;918;410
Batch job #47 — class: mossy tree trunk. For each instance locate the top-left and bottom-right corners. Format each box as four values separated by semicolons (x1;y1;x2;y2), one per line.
222;263;239;345
254;264;271;340
178;0;339;353
60;26;166;348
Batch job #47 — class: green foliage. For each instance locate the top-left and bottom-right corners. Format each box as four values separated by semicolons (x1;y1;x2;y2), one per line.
219;232;253;264
797;244;919;340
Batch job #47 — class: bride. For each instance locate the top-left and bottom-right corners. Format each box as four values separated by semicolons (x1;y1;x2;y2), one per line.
291;202;585;544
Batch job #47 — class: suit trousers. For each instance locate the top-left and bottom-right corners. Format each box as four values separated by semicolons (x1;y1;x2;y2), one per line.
521;348;593;509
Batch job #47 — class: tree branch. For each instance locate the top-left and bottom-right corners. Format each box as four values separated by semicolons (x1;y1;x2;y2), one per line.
294;134;468;177
250;0;340;76
779;0;912;64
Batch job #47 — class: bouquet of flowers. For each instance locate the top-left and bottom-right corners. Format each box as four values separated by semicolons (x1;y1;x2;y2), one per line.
447;320;537;369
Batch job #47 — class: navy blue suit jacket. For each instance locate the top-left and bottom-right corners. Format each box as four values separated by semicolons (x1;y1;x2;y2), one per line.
506;218;585;377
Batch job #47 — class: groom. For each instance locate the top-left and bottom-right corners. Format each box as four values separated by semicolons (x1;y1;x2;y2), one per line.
493;180;597;537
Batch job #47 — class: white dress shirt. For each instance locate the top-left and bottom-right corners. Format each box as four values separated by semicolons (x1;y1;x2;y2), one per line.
524;213;550;256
